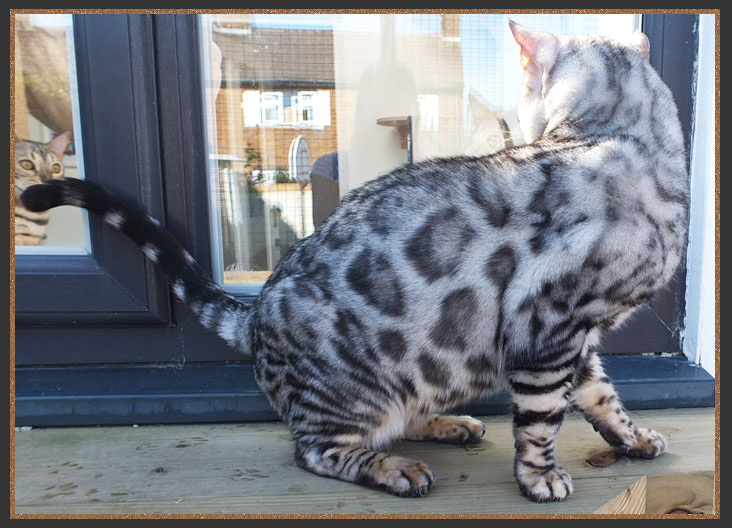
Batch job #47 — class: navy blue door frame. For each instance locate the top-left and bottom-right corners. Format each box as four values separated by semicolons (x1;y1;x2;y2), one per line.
14;13;713;426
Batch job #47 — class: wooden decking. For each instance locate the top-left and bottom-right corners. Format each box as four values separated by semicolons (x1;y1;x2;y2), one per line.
13;407;715;516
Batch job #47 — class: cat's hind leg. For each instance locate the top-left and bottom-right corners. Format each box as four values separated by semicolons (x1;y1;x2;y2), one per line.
294;439;434;497
508;367;575;502
405;414;486;444
569;351;667;458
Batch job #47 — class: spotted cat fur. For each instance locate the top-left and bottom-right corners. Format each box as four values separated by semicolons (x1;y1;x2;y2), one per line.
20;21;687;501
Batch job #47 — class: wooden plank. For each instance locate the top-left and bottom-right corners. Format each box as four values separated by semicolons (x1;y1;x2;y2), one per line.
594;472;715;514
594;476;647;514
646;472;715;514
14;408;715;515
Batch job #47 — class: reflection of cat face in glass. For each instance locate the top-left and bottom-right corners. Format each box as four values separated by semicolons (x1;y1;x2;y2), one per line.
18;159;63;177
15;133;69;191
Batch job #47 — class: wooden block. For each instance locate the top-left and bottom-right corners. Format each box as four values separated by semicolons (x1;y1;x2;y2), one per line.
594;472;715;515
646;472;715;514
593;476;647;514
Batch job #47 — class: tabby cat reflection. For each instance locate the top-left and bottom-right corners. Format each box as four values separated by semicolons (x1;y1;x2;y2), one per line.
14;132;70;245
21;22;688;502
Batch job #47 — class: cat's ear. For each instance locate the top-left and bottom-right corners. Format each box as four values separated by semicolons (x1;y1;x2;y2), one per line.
48;131;72;159
625;32;651;62
508;20;558;76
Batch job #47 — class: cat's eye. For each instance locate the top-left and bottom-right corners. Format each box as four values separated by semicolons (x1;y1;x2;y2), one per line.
19;160;35;171
51;163;63;174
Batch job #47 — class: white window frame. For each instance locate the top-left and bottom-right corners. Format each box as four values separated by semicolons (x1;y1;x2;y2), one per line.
260;91;284;125
296;91;317;125
683;13;717;378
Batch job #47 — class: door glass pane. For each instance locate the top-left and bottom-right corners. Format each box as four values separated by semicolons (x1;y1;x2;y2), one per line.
199;14;638;290
14;13;89;254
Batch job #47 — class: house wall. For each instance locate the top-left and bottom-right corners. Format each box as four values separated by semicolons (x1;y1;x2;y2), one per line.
214;86;342;176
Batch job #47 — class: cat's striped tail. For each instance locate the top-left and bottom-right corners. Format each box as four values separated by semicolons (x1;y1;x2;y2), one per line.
20;177;253;354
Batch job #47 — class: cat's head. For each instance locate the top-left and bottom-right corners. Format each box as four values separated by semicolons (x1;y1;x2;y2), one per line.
14;132;71;194
508;20;653;143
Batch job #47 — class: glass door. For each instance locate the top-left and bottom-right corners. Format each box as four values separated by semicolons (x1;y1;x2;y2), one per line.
198;13;639;294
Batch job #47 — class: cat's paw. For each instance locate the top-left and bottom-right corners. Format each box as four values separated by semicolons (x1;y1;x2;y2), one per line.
408;415;486;444
434;415;486;444
362;456;435;498
516;463;574;502
622;427;667;459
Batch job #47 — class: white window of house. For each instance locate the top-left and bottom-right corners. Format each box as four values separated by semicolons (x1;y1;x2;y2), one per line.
260;92;284;124
297;91;317;124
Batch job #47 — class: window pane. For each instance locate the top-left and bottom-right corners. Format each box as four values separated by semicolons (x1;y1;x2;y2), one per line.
199;13;638;288
14;13;89;254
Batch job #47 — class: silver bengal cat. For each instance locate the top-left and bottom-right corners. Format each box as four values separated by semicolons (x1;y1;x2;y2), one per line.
20;22;687;502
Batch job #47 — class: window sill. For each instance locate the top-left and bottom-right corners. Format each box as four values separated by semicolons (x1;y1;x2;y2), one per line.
15;355;714;427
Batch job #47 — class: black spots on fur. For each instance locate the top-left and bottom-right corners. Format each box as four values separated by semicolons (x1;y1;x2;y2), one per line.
485;245;518;292
295;255;333;302
571;356;594;389
465;354;495;391
429;287;479;352
529;310;544;346
486;245;517;357
596;394;616;407
575;292;596;308
278;296;292;321
526;161;569;254
334;309;364;339
652;172;689;208
396;374;418;404
405;206;476;283
582;253;607;272
331;309;380;366
418;352;451;387
346;248;405;317
366;193;405;235
323;224;355;250
466;175;512;228
529;232;547;254
377;329;407;361
604;179;622;223
465;353;494;374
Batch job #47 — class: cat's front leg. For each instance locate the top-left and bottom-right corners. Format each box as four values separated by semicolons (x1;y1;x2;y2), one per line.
508;369;574;502
570;352;667;458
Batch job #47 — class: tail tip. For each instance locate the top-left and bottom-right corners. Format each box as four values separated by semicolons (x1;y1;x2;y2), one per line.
20;182;63;212
20;178;85;212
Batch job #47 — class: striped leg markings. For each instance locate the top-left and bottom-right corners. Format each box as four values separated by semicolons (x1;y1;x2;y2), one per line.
295;439;434;498
569;353;667;458
405;414;486;445
509;366;575;502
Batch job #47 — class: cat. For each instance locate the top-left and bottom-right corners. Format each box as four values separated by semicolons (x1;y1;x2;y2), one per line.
465;92;520;155
14;132;71;245
20;21;689;502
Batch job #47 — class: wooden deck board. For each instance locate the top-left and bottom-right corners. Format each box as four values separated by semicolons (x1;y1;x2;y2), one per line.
13;408;715;515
